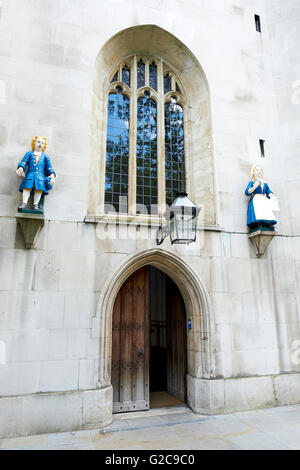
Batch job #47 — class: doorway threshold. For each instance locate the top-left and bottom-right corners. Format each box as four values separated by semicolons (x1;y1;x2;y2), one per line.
114;403;189;422
150;391;184;409
104;405;212;434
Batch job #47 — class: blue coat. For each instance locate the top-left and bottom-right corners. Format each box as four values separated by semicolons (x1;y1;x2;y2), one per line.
18;152;56;195
245;180;277;227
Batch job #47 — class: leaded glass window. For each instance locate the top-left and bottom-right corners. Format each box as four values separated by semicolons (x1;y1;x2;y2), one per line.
137;92;158;213
105;89;130;213
165;98;185;207
105;55;186;216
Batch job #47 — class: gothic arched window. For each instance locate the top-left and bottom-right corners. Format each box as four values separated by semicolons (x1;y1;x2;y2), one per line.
104;55;186;215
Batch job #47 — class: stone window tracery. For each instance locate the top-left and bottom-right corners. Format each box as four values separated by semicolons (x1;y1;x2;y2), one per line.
104;54;186;215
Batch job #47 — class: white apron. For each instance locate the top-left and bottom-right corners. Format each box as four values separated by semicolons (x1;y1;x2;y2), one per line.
253;194;277;221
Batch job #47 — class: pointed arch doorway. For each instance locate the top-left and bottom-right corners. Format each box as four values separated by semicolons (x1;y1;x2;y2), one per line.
111;265;187;413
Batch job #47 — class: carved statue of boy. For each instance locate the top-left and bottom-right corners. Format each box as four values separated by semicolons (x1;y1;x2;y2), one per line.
16;136;56;212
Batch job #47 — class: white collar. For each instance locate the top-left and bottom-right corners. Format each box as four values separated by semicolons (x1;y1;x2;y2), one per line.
34;151;42;156
255;178;266;185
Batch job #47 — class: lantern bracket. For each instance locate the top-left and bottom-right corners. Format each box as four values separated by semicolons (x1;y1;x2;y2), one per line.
156;224;169;246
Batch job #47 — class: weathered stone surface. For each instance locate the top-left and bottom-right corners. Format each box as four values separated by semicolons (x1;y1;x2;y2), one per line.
0;387;112;437
79;359;97;390
187;373;300;415
0;0;299;440
0;361;41;396
59;252;95;291
3;329;50;363
34;251;61;291
0;391;83;438
39;360;79;393
46;221;78;251
64;292;95;329
0;218;16;248
187;376;225;415
35;291;65;329
48;329;68;360
224;376;276;413
274;373;300;406
82;387;113;430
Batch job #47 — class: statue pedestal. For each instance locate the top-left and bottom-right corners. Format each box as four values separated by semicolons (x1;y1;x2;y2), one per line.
248;228;277;258
16;213;44;249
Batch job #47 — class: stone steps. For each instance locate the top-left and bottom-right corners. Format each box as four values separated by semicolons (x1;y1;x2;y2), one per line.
103;406;214;434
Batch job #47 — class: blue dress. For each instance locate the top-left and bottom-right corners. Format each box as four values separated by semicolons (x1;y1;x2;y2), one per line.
245;180;277;228
17;152;56;195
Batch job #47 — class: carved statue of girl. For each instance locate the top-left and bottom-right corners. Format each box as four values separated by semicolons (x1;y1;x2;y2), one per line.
245;165;279;230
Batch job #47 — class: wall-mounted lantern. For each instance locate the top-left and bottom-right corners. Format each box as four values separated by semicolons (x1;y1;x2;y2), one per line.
156;192;201;246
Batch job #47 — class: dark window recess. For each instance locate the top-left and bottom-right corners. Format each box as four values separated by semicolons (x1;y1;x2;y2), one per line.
111;72;118;83
255;14;261;33
259;139;265;158
149;62;157;91
176;82;182;94
122;65;130;87
137;60;145;88
164;74;172;94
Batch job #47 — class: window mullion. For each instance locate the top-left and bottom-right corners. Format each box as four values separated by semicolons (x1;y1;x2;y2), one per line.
171;74;176;92
157;59;166;216
128;55;137;215
145;60;150;87
100;91;108;213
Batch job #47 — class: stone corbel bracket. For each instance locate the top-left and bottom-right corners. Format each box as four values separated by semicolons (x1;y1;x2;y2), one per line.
16;214;44;249
248;229;277;258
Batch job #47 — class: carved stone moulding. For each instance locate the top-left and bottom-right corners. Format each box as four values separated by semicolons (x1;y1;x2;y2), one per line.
248;228;277;258
16;213;44;249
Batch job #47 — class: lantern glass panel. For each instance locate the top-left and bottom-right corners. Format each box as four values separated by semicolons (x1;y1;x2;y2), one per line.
169;209;197;244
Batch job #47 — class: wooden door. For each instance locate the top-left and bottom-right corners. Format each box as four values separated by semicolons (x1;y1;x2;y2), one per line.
166;279;187;402
112;267;150;413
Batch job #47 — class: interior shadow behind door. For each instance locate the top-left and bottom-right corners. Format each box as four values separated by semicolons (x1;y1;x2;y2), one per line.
166;278;187;402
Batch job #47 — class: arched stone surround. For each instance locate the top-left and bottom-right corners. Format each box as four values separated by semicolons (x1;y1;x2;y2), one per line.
88;25;216;225
95;248;215;414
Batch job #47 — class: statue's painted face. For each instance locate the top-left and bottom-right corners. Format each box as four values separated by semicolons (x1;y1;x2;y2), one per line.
254;166;263;179
35;137;45;152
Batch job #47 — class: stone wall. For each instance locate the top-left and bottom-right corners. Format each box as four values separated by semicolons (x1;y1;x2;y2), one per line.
265;0;300;234
0;0;300;437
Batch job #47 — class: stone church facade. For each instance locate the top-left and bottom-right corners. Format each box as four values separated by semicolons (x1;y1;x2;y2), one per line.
0;0;300;438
